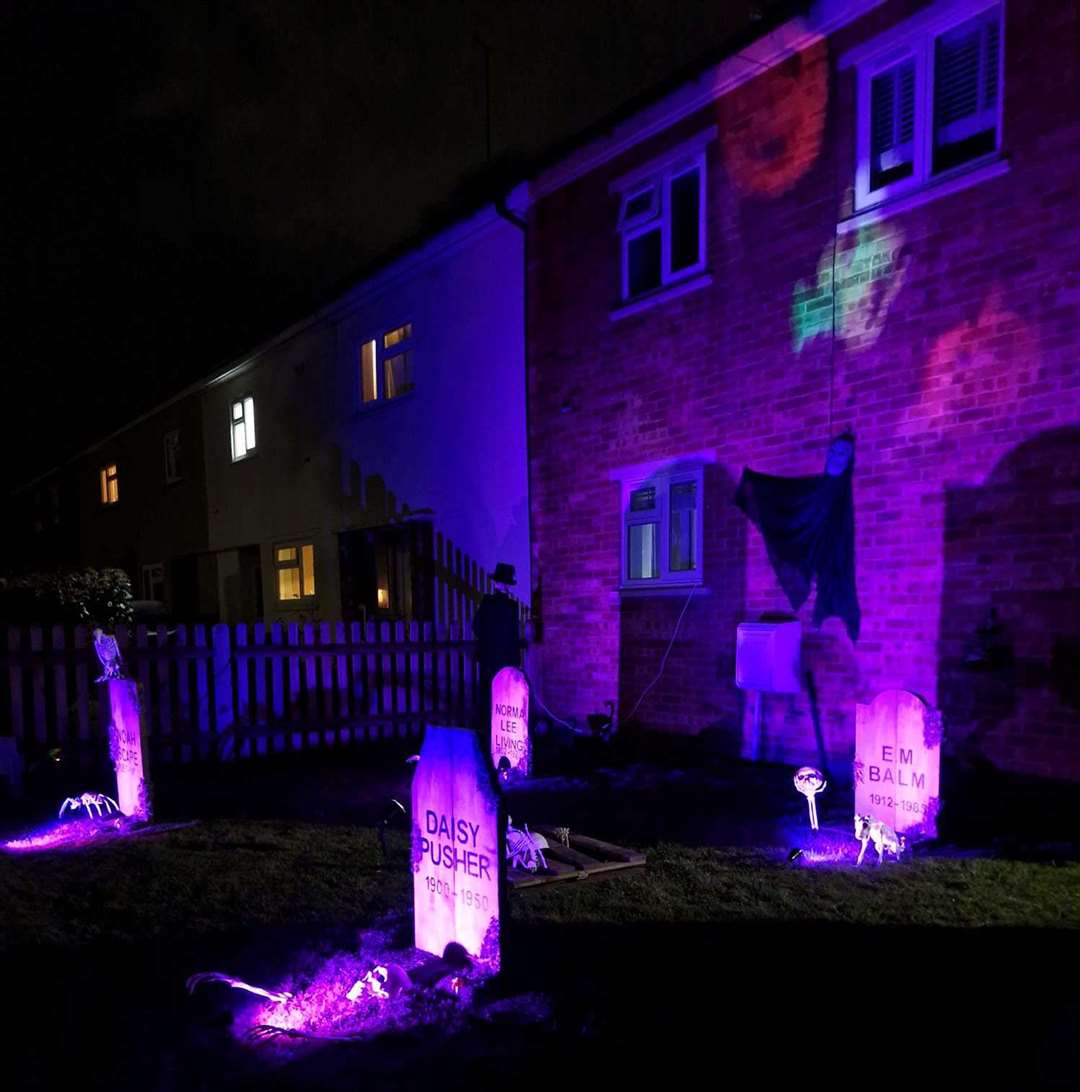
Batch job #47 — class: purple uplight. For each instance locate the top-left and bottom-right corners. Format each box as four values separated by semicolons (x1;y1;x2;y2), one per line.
2;814;128;854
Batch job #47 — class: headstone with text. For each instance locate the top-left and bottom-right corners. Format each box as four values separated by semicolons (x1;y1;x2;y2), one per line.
107;678;152;821
412;725;502;969
490;666;530;778
854;689;941;841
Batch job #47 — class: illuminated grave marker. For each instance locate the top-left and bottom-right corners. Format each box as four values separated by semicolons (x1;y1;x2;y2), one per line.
95;629;151;821
412;725;502;970
854;689;940;842
490;666;530;779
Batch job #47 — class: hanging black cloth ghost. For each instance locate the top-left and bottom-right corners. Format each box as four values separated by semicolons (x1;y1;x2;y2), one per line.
733;433;860;642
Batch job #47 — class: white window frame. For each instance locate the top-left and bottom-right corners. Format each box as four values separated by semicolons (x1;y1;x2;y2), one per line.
617;464;705;591
616;153;707;302
359;321;415;406
141;562;165;602
849;0;1004;212
230;395;256;462
163;429;182;484
274;541;317;604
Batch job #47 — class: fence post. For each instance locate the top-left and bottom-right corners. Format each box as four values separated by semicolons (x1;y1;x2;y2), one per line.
212;623;234;760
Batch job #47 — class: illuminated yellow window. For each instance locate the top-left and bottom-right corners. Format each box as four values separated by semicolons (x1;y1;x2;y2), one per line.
230;396;256;461
360;323;414;403
99;464;119;505
383;323;412;349
275;544;315;602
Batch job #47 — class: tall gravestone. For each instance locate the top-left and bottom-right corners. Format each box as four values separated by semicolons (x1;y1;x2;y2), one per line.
854;689;941;841
412;725;503;969
490;666;530;778
94;630;151;822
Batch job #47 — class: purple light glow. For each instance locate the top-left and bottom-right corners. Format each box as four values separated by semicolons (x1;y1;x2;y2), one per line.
2;814;128;854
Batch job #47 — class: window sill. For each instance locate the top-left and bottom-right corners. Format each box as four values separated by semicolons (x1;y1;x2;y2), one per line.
357;389;417;416
617;581;706;598
231;451;258;465
610;272;712;322
276;600;319;610
841;156;1010;235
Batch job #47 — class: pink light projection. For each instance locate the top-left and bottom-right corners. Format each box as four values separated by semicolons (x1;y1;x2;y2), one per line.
2;814;127;854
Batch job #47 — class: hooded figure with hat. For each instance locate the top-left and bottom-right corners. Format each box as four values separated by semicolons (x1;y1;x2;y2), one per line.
472;562;523;727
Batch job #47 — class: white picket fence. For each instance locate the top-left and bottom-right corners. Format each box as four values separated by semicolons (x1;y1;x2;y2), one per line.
2;621;488;766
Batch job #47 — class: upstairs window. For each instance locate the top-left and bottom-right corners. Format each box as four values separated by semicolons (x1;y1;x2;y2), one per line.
230;396;256;461
620;465;705;589
163;429;182;483
99;463;119;506
617;153;706;301
854;2;1003;210
360;322;415;405
276;543;316;602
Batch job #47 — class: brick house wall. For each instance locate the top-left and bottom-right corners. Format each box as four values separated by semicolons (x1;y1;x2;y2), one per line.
526;0;1080;779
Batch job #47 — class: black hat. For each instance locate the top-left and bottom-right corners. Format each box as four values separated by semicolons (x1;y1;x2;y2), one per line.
491;562;516;586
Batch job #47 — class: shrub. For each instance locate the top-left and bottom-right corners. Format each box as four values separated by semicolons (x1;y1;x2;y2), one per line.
0;568;134;630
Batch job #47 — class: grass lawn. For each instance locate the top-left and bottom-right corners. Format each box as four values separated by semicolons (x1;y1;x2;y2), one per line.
2;820;1078;954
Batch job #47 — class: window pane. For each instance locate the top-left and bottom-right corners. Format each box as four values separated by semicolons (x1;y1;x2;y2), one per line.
384;350;414;399
232;420;247;460
383;323;412;349
628;522;658;580
933;11;999;174
276;547;297;562
870;60;916;190
302;544;316;597
244;396;256;451
232;400;243;421
109;475;119;504
627;228;662;298
278;566;300;600
670;481;697;571
620;185;657;227
361;339;377;402
100;468;108;505
630;485;656;512
670;168;700;272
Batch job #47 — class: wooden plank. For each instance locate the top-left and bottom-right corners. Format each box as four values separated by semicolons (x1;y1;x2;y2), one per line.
174;625;192;763
155;624;173;763
286;623;301;750
51;625;68;752
194;625;211;760
211;623;234;760
535;828;647;865
349;621;364;742
234;623;250;759
253;622;268;756
320;621;335;746
508;858;579;888
269;623;285;753
334;622;349;745
303;622;318;748
365;621;378;742
29;625;47;747
73;626;91;762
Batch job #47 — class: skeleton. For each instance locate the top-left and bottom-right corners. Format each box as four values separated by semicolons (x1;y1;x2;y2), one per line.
506;819;548;873
793;766;827;831
186;971;292;1004
59;791;119;820
346;963;411;1002
854;814;905;865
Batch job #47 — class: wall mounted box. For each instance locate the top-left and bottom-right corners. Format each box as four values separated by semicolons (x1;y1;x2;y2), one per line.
735;620;802;693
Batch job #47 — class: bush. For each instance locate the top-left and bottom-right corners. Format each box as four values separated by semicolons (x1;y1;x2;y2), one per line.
0;568;134;630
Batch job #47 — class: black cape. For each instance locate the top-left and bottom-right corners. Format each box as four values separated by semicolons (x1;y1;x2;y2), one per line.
733;451;860;642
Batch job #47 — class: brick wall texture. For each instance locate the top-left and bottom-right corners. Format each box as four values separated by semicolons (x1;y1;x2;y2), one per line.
526;0;1080;780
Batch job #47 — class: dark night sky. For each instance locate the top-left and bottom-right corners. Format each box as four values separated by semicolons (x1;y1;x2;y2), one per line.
0;1;789;492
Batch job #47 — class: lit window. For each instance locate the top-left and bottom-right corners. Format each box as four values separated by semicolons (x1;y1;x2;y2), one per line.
230;396;256;461
163;429;182;483
616;153;705;302
852;2;1002;211
621;466;704;589
99;464;119;505
359;323;415;404
276;543;316;602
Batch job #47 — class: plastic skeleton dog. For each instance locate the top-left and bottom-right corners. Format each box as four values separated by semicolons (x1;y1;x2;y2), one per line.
59;792;119;819
854;814;905;865
506;819;548;873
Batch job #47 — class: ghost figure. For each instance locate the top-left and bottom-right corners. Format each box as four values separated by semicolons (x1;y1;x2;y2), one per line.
734;433;860;642
793;766;827;831
92;628;126;682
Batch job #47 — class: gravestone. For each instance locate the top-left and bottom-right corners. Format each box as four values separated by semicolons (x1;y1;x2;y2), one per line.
854;689;941;840
412;725;502;969
490;666;530;778
107;678;151;821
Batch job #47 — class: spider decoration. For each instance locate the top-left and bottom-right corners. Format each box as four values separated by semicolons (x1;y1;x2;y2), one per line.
58;792;119;820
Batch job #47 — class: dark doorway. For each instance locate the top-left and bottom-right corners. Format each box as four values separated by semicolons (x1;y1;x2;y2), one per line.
339;521;435;622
